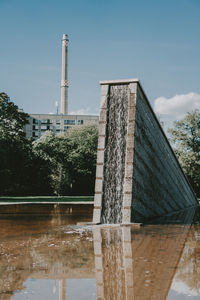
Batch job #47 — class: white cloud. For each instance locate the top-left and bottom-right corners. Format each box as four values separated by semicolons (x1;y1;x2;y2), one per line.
171;279;199;297
69;107;99;115
154;92;200;119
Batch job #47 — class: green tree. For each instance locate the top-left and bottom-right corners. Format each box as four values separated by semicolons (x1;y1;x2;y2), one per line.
33;131;69;196
0;92;98;196
33;125;98;195
0;92;28;140
0;93;30;195
66;125;98;195
168;110;200;198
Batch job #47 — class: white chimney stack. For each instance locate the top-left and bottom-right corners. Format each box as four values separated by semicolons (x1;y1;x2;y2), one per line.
60;34;69;114
55;101;59;115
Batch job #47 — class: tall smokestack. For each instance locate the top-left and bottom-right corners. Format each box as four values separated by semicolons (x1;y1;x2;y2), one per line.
60;34;69;114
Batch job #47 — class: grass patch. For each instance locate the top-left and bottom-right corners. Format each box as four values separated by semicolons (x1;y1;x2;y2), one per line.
0;196;94;203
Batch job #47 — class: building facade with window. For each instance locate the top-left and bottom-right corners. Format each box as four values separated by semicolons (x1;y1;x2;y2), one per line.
25;114;99;140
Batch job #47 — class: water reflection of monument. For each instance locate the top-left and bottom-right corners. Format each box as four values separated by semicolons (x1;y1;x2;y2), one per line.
93;226;134;300
93;224;193;300
0;212;200;299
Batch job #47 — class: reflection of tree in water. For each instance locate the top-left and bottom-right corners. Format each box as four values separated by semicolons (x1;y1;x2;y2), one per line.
1;217;200;299
0;237;33;300
175;225;200;294
0;219;94;300
30;230;94;275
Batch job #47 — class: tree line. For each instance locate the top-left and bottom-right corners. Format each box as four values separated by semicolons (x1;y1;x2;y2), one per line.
0;92;199;198
168;109;200;198
0;93;98;196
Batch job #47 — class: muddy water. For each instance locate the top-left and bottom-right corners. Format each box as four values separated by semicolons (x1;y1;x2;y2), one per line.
0;205;199;299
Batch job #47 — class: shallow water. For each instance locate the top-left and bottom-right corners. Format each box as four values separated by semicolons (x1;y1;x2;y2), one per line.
0;205;200;299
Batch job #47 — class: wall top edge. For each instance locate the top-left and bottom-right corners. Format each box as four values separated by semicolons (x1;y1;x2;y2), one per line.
99;78;139;85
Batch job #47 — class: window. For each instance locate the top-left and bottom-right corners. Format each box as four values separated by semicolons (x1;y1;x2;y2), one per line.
41;125;47;130
56;119;61;124
41;119;48;124
67;120;75;125
64;126;67;131
32;132;38;137
78;120;84;125
64;120;67;124
33;118;39;124
56;125;60;131
32;125;39;130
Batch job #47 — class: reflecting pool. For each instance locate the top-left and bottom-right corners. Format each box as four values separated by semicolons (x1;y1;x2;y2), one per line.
0;204;199;299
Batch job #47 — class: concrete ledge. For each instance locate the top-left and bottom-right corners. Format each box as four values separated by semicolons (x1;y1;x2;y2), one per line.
100;79;139;85
93;208;101;223
94;193;102;207
96;151;104;164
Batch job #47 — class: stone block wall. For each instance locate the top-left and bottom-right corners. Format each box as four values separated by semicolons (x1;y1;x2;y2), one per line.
131;83;197;221
93;79;198;224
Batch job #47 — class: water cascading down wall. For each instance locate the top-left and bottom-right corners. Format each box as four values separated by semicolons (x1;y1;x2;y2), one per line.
93;79;198;224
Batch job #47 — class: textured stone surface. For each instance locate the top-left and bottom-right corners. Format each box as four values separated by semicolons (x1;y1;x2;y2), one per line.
125;164;134;178
101;85;129;223
100;84;109;109
96;165;104;179
97;136;106;149
94;193;102;207
93;208;101;223
131;84;197;221
93;79;198;224
98;123;106;136
99;108;107;122
96;151;104;164
123;193;132;207
95;179;103;193
122;208;131;223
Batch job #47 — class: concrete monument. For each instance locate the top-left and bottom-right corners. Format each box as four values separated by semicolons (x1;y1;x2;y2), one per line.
93;79;198;224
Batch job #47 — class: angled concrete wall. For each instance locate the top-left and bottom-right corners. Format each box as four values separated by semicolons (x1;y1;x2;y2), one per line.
93;79;198;224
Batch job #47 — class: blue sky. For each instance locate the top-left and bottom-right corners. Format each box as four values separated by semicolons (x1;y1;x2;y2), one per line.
0;0;200;126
